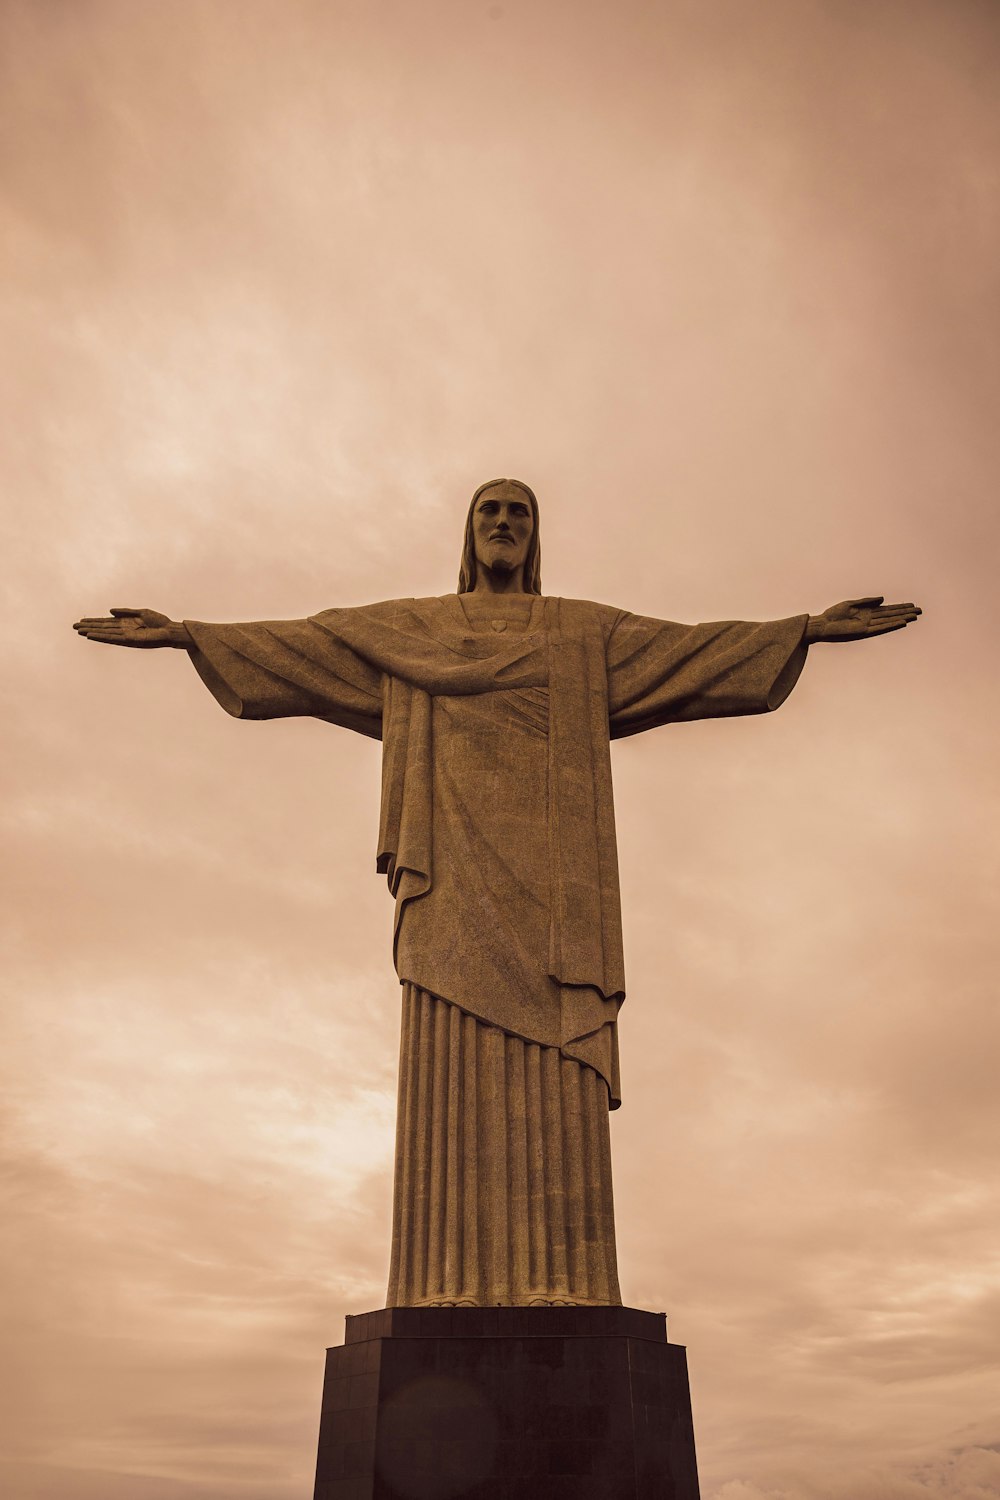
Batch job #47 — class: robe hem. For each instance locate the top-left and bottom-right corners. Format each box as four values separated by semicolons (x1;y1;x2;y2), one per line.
395;975;617;1106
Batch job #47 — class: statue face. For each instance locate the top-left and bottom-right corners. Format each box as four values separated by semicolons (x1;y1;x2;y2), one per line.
471;481;534;583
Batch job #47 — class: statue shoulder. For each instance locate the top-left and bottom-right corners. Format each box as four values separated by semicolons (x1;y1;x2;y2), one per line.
549;596;628;638
310;597;421;624
311;597;628;640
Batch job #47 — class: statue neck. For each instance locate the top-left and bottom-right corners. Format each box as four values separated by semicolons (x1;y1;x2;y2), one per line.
460;590;534;614
456;591;537;632
469;565;528;596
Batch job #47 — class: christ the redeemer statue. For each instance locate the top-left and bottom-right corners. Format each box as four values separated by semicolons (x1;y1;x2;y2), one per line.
74;479;920;1310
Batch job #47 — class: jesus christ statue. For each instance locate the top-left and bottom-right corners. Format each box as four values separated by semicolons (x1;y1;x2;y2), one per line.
74;478;920;1309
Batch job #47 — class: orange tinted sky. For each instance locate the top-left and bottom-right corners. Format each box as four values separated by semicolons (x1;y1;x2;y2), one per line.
3;1;999;1497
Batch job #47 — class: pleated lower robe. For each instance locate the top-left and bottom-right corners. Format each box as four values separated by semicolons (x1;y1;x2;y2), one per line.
387;985;621;1307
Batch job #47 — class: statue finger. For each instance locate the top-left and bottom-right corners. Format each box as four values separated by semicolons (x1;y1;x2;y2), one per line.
110;607;145;617
75;617;120;627
849;595;884;608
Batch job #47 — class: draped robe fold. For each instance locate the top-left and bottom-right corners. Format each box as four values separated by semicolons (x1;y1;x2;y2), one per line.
184;595;808;1305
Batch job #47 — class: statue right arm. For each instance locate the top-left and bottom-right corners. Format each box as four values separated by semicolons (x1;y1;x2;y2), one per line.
74;607;385;738
73;607;192;648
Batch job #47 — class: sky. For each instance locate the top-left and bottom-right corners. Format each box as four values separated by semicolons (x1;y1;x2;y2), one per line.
2;0;998;1496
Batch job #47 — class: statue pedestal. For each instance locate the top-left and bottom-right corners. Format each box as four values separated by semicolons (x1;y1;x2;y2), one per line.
312;1305;700;1499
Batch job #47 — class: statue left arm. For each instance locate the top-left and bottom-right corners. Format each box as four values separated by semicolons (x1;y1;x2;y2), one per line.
606;596;920;739
606;612;810;739
805;596;921;643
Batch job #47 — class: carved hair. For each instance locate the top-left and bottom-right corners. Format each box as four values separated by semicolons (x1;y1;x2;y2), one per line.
458;478;542;595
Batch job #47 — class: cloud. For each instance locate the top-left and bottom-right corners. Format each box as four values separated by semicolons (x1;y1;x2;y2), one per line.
712;1444;1000;1500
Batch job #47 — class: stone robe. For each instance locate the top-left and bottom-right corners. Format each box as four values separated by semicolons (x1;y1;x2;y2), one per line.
184;595;808;1305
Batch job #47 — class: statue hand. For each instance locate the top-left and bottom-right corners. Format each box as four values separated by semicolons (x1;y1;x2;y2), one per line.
73;607;190;648
806;597;922;643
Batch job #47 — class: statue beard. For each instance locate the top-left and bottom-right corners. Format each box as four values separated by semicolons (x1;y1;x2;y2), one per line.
476;545;522;582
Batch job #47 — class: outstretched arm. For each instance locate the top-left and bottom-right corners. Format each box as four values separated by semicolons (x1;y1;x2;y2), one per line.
606;611;812;737
606;594;921;739
73;608;191;648
74;606;384;737
805;597;921;643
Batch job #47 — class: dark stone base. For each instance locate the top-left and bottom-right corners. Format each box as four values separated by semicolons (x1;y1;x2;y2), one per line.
312;1305;700;1500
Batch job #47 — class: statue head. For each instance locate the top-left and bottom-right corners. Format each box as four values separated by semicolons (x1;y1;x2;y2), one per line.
458;478;542;594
